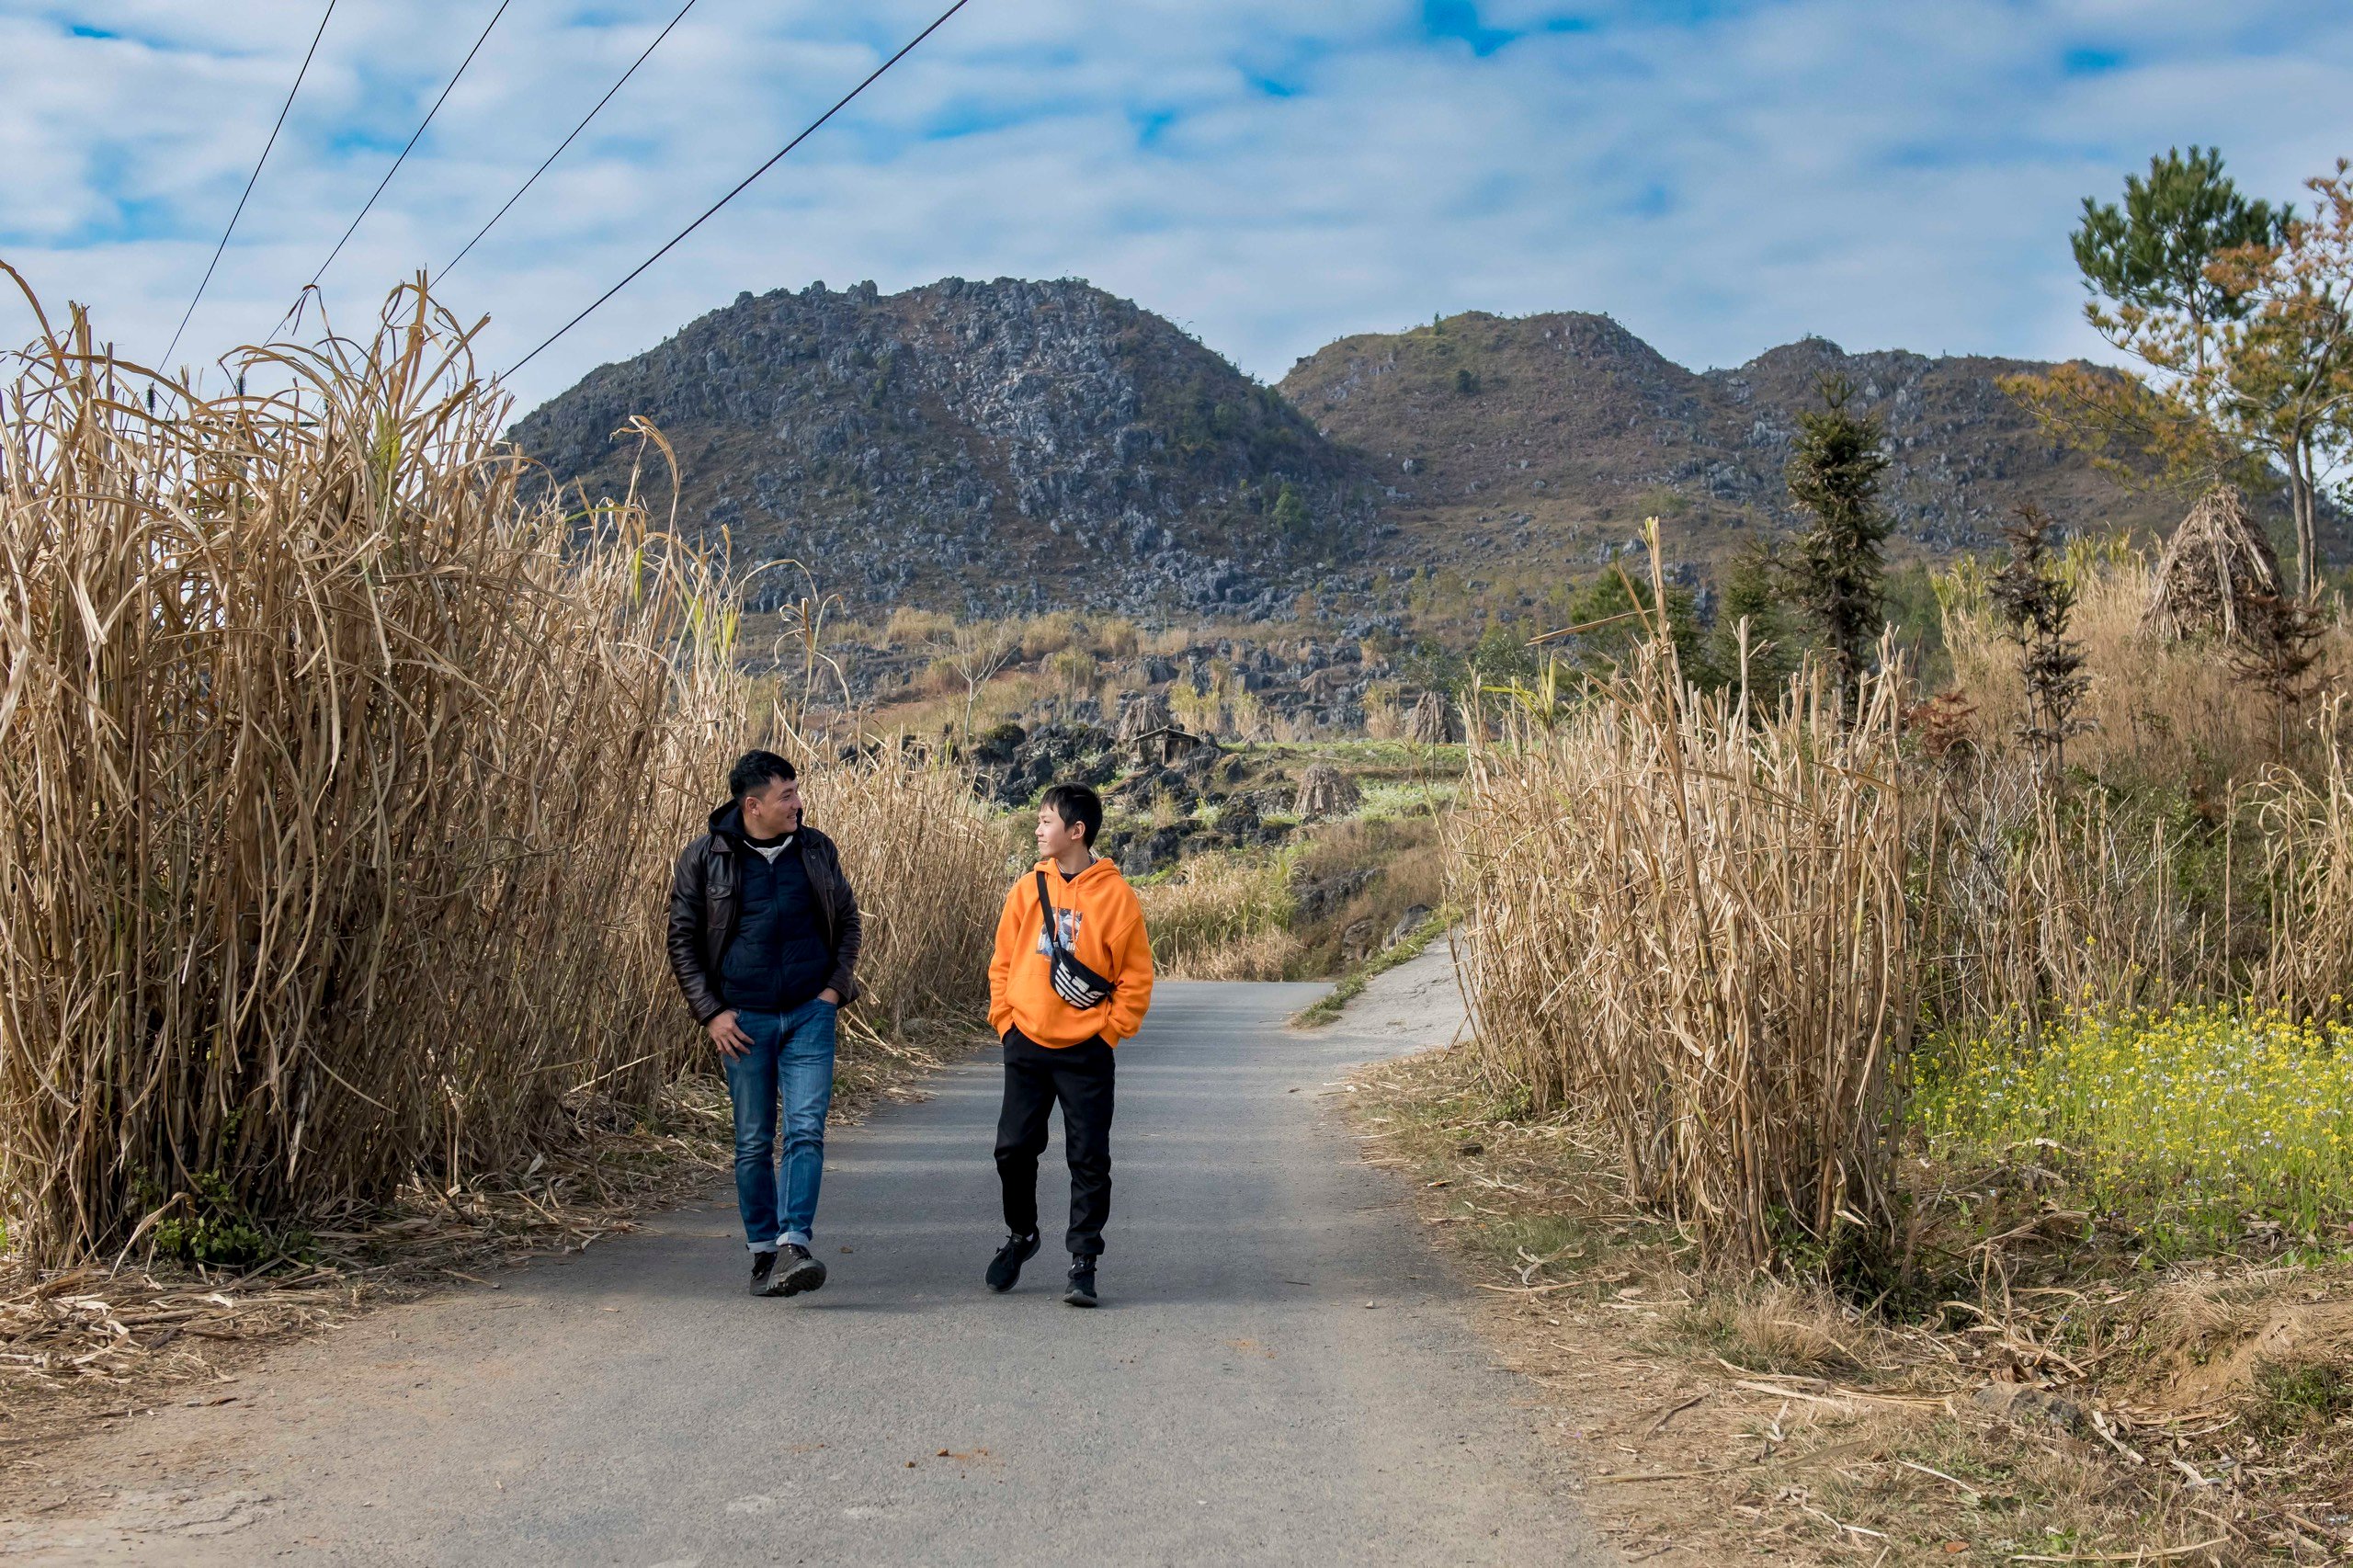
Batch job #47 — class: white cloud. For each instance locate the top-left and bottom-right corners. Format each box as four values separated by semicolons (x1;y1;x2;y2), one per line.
0;0;2346;414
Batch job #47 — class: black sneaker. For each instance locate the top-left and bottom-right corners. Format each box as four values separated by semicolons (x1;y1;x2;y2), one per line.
1063;1256;1099;1308
750;1250;781;1297
779;1243;828;1297
986;1232;1040;1293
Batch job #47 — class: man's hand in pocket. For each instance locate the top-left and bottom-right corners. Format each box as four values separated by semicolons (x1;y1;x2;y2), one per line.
707;1010;754;1059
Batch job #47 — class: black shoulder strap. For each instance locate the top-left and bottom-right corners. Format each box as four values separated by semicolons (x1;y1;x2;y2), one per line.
1035;870;1061;954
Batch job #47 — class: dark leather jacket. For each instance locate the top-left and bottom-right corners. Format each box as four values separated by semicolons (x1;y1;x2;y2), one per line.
667;802;863;1025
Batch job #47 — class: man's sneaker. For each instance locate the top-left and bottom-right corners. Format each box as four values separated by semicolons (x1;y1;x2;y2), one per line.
986;1232;1040;1293
779;1243;828;1297
750;1250;782;1297
1063;1256;1099;1308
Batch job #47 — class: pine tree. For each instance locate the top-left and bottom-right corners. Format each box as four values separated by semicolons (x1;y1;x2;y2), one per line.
2073;145;2291;375
1699;540;1810;703
1786;379;1893;696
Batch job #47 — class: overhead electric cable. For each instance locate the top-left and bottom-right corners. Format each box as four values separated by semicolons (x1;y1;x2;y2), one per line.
439;0;703;284
163;0;338;366
503;0;976;380
303;0;513;291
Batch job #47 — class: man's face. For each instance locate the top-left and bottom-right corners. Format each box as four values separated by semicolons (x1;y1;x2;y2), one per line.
1036;803;1086;859
742;776;803;838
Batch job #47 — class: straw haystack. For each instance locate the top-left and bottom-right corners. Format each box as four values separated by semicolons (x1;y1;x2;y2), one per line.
1112;687;1175;744
1404;689;1462;744
1294;764;1361;820
2146;485;2286;642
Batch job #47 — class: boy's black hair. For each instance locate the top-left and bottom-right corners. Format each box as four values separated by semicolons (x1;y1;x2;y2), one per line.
1040;782;1104;846
728;749;797;801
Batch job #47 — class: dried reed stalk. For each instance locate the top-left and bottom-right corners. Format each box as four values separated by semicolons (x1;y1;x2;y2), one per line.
2249;704;2353;1022
0;278;997;1266
1913;758;2213;1031
1448;540;1916;1267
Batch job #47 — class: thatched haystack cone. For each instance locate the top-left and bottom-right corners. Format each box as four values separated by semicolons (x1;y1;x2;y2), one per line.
1113;687;1175;744
1294;763;1361;820
1404;689;1461;744
2147;485;2286;642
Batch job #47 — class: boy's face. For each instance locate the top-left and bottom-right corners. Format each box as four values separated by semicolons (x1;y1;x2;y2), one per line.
1036;803;1086;859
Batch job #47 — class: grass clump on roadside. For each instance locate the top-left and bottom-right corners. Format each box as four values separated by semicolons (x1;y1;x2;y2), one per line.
1136;848;1302;979
2251;1358;2353;1437
1346;1042;2353;1564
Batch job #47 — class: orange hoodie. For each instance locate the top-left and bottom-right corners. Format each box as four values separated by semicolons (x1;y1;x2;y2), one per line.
988;857;1155;1049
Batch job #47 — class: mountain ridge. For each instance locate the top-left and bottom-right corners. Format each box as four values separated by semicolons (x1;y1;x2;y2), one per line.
1277;309;2187;598
512;279;2233;621
509;276;1377;619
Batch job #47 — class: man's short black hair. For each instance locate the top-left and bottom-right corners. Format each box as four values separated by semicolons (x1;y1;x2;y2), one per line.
1041;782;1104;846
728;749;797;801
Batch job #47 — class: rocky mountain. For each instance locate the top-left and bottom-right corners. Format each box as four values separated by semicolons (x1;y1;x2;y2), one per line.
1277;310;2194;585
512;280;2265;625
509;277;1378;618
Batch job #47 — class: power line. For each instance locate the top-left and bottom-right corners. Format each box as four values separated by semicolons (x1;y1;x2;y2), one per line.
303;0;513;293
504;0;977;381
162;0;339;367
440;0;703;285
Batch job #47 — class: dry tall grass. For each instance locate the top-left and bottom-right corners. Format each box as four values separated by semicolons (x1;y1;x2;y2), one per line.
1136;851;1300;979
0;279;999;1266
1941;546;2352;787
1933;543;2353;1026
804;747;1010;1036
1450;567;1917;1267
1453;531;2353;1268
2249;710;2353;1022
1914;757;2214;1029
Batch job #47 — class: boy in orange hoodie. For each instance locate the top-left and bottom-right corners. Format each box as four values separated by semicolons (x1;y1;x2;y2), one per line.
984;782;1154;1306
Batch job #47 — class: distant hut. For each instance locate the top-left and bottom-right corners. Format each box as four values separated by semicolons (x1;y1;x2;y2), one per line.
2146;485;2286;643
1404;689;1461;744
1131;724;1211;769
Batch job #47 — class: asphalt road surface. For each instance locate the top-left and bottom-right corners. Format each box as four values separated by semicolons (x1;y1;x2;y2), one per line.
6;949;1612;1566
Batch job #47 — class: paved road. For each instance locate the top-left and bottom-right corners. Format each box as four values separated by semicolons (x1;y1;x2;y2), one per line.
7;951;1611;1566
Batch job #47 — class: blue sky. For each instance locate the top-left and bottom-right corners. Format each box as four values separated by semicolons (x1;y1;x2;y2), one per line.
3;0;2348;413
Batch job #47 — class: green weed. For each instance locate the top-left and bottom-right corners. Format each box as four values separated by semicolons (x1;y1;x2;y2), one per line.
1915;1003;2353;1254
2252;1358;2351;1436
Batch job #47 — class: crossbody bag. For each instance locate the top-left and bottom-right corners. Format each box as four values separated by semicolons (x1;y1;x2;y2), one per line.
1035;869;1114;1010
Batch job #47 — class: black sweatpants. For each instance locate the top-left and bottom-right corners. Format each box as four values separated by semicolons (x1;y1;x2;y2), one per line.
995;1028;1115;1258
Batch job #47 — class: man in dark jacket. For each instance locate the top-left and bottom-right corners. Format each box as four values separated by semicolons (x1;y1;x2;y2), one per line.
668;750;862;1298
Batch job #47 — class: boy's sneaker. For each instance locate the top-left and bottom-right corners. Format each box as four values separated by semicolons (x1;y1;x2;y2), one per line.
986;1231;1040;1292
779;1243;828;1297
750;1250;782;1297
1063;1256;1099;1308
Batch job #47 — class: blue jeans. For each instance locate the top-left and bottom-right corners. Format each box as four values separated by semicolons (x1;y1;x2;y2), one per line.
722;997;837;1250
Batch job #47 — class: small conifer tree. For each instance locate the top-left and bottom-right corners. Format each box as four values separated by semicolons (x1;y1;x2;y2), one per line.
1786;378;1893;696
1987;506;2088;783
1269;482;1309;538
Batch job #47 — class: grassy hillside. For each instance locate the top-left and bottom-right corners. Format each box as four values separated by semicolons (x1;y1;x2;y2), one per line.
1280;309;2218;594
